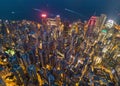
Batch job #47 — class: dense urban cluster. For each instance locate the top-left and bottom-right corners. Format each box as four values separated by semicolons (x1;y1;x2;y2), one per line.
0;14;120;86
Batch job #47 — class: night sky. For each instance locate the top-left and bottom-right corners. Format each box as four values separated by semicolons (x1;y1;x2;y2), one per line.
0;0;120;21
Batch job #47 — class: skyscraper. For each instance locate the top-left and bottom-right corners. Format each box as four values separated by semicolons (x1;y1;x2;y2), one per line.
99;14;107;30
21;53;31;69
11;64;25;85
0;77;6;86
86;16;97;38
27;65;38;83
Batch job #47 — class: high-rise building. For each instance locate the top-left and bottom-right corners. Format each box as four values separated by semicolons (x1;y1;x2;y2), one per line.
55;15;61;26
8;55;19;66
28;50;36;64
11;64;25;85
86;16;97;38
21;53;31;68
99;14;107;30
27;65;38;82
47;18;57;26
0;67;11;80
0;77;6;86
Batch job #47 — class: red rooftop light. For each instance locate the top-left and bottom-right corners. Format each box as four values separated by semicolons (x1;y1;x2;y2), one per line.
41;14;47;18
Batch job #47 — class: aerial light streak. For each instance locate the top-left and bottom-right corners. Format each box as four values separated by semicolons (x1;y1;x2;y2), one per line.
65;8;81;15
65;8;87;18
33;8;42;12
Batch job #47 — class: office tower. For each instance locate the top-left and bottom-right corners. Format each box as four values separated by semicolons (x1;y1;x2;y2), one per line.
8;55;19;66
0;67;15;86
99;14;107;30
28;50;36;64
0;77;6;86
86;16;97;38
27;65;38;83
55;15;61;26
47;70;55;86
0;66;12;80
21;53;31;68
11;64;25;85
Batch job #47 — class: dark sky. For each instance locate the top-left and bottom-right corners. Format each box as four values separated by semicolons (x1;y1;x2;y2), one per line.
0;0;120;21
